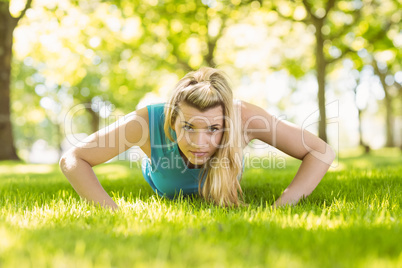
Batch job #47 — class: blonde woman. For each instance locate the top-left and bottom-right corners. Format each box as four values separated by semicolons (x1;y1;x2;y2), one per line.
59;67;335;210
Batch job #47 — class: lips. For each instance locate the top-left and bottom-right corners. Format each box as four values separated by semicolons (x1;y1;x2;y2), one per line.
190;151;208;157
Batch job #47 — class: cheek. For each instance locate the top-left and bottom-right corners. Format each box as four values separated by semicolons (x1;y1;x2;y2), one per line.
176;130;191;147
212;132;224;147
178;136;188;147
174;125;184;141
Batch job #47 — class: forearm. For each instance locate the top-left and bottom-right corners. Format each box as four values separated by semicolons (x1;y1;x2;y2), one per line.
274;151;334;206
59;154;118;210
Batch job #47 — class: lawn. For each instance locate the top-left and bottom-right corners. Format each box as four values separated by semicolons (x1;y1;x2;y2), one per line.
0;148;401;268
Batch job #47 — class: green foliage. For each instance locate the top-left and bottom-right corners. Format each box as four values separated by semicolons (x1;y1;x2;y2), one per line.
8;0;401;156
10;0;262;151
0;150;401;267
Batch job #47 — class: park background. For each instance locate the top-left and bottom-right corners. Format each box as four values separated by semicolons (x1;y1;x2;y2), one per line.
0;0;401;163
0;0;401;267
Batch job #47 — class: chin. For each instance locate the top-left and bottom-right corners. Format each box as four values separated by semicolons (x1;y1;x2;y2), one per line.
191;156;208;163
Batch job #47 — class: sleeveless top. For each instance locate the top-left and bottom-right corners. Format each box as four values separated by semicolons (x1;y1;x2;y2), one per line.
141;102;244;199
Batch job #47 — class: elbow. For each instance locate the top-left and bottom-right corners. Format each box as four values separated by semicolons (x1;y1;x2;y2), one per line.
328;145;336;163
59;153;68;174
59;150;83;187
308;143;336;166
59;149;78;175
322;143;336;166
327;144;336;165
59;152;70;176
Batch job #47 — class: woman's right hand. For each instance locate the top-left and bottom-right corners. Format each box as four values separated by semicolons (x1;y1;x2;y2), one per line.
59;106;150;209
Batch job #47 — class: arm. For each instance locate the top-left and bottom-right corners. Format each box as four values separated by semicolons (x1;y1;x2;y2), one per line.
241;101;335;206
59;106;150;210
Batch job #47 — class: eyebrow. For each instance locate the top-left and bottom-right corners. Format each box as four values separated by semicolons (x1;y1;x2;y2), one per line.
182;121;222;127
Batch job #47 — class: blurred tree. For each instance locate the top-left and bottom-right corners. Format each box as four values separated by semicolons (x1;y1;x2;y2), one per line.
372;60;396;147
11;1;152;143
11;62;56;158
346;0;401;147
269;0;365;142
369;6;401;148
10;0;260;159
0;0;32;160
10;0;398;159
350;70;371;153
112;0;261;74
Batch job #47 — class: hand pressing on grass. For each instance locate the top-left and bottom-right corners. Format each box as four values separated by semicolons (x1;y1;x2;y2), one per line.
59;151;119;211
59;107;150;211
245;103;336;208
274;143;335;207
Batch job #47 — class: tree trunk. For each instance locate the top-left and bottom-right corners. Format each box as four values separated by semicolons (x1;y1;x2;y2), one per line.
87;107;100;133
383;87;394;147
357;108;363;146
373;61;394;147
357;108;370;153
0;2;19;160
400;85;402;151
205;13;228;68
205;39;216;67
56;122;63;159
314;18;328;142
353;77;370;153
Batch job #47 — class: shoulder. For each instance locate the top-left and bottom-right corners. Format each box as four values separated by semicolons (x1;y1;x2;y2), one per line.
122;102;164;133
135;102;166;123
145;102;166;112
130;105;149;123
234;99;276;141
234;99;270;125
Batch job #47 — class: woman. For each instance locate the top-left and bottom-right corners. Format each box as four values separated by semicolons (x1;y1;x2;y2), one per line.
59;67;335;210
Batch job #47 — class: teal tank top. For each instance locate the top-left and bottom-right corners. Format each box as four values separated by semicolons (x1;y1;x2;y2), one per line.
141;102;208;198
141;102;244;199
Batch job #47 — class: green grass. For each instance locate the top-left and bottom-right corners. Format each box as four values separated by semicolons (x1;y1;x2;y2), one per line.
0;148;401;267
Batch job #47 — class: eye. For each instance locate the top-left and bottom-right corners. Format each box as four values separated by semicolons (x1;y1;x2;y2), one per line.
182;125;193;131
209;127;219;133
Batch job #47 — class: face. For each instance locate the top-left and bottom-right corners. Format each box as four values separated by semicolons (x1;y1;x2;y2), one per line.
173;102;224;166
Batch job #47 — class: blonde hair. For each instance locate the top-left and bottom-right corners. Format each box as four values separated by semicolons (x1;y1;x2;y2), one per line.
164;67;245;207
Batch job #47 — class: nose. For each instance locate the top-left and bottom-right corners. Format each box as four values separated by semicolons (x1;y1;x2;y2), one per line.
189;130;209;149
